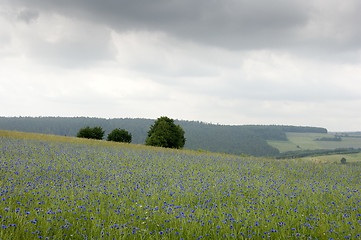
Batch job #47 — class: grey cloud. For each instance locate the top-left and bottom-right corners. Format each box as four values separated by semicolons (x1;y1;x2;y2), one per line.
28;37;116;68
6;0;315;49
8;0;361;63
17;9;39;23
24;19;117;68
0;30;10;48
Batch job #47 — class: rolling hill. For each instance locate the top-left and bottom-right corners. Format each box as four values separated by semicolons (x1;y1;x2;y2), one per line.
0;116;333;157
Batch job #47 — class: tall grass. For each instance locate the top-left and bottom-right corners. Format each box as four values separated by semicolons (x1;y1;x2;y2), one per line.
1;131;360;239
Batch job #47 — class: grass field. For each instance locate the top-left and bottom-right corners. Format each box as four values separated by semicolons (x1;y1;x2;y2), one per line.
1;130;361;239
268;132;361;153
302;152;361;164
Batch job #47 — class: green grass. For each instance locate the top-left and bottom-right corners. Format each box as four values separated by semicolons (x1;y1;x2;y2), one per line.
316;136;361;149
1;130;361;239
268;132;361;153
266;140;300;153
302;152;361;164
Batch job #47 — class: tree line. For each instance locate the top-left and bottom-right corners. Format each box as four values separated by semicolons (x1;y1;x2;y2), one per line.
76;116;185;149
77;126;132;143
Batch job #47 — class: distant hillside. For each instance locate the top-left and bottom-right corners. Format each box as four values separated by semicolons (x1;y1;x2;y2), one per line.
0;117;327;157
268;131;361;159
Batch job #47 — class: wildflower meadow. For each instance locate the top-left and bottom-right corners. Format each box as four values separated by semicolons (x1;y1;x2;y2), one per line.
0;133;360;239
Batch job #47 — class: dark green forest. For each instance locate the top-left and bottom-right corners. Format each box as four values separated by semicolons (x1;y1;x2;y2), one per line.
0;117;327;157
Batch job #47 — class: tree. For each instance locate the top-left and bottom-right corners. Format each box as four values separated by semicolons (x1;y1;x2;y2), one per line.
91;126;105;140
76;126;93;139
76;126;105;140
145;116;185;149
107;128;132;143
340;157;347;164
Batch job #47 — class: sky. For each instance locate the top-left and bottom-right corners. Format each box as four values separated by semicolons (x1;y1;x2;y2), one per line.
1;0;361;131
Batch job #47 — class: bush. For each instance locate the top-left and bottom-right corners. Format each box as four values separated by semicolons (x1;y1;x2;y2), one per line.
76;126;105;140
76;126;93;139
146;116;185;149
341;157;347;164
107;129;132;143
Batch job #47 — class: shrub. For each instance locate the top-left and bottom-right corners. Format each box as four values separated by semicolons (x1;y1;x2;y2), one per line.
76;126;93;139
107;128;132;143
76;126;105;140
146;116;185;149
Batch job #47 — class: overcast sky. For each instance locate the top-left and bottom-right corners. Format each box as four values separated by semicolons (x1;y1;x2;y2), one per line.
1;0;361;131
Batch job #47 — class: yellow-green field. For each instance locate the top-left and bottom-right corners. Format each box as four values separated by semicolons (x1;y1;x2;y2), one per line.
0;130;154;151
1;130;361;239
301;152;361;164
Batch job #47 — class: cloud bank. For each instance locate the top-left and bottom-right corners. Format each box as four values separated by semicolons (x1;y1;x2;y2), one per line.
1;0;361;131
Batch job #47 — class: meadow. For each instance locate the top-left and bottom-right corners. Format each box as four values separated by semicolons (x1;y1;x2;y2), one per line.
268;132;361;153
1;131;361;239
